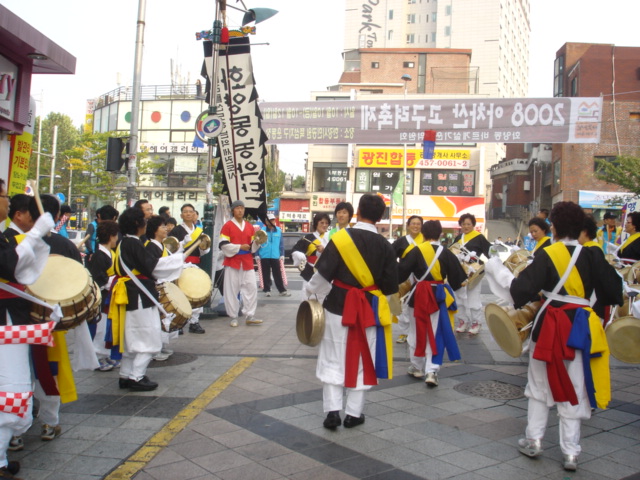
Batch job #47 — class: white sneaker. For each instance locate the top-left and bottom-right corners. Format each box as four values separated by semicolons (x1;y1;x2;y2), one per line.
230;318;238;327
264;291;271;297
562;454;578;471
407;365;425;378
518;438;543;457
468;323;481;335
425;372;439;387
455;320;468;333
161;348;173;356
152;352;170;362
245;315;263;326
279;291;291;297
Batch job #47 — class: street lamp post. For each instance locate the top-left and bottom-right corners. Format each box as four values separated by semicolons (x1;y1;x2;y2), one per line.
49;125;58;194
401;74;412;235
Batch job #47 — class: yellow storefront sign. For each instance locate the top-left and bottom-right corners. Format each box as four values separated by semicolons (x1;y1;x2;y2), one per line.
358;148;470;168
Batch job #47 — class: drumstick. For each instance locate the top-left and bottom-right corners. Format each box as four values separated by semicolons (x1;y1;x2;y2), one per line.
183;234;205;257
77;234;91;249
26;179;50;237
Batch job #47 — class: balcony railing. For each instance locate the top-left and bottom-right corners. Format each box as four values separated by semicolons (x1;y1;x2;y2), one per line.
95;84;205;108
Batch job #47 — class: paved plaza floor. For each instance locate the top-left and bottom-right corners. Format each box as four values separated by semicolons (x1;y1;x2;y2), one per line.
9;276;640;480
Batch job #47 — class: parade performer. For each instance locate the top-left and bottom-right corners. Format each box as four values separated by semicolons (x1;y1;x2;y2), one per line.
305;194;398;430
219;200;263;327
110;208;183;391
618;211;640;262
453;213;491;334
0;178;53;479
169;204;210;334
391;215;424;344
292;213;330;301
3;195;33;245
398;220;467;386
327;202;353;240
487;201;623;472
528;217;551;256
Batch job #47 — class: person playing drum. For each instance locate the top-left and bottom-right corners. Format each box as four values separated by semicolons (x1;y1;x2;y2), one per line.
618;211;640;263
391;215;424;344
453;213;491;334
0;178;54;479
507;202;623;472
110;208;184;391
398;220;467;387
528;217;551;256
304;194;398;430
169;203;211;334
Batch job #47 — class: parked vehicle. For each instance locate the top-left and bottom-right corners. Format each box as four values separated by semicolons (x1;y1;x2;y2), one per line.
282;232;305;265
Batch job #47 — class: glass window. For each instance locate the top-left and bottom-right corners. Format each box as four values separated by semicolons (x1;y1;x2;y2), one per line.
403;62;415;68
593;156;618;174
444;26;451;36
553;161;561;185
570;77;578;96
553;56;564;97
355;169;414;195
431;32;436;42
445;5;452;15
313;165;348;193
389;9;394;20
388;30;393;41
406;33;415;44
407;13;416;23
371;62;380;69
419;170;475;196
432;12;437;21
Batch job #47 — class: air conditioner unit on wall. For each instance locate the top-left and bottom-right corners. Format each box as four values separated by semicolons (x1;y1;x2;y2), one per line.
523;181;531;191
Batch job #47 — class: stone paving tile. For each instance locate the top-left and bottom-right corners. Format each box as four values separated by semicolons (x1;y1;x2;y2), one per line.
234;439;293;461
145;448;186;468
287;465;358;480
464;417;527;440
469;440;522;462
474;461;541;480
36;437;96;455
405;436;462;457
144;458;211;480
438;449;501;471
46;474;104;480
212;428;268;448
580;456;640;479
59;454;123;475
85;439;140;459
369;444;430;468
214;461;284;480
402;457;468;479
506;453;566;476
191;418;243;438
61;424;113;442
371;426;427;444
432;412;486;429
168;438;228;459
105;427;155;444
259;451;324;476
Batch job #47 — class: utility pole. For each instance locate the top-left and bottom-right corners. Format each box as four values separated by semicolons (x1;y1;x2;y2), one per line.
126;0;146;206
49;125;58;194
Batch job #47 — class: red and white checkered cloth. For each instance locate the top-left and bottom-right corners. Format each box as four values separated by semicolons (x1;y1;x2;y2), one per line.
0;391;33;417
0;321;56;346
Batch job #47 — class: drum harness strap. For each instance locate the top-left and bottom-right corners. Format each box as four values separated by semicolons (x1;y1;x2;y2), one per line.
118;258;176;331
0;282;63;323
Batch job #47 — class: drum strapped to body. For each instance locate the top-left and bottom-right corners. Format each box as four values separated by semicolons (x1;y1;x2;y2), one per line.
626;261;640;285
449;243;485;289
175;266;213;308
504;249;531;278
398;279;413;299
156;282;192;332
296;299;325;346
606;315;640;364
485;301;541;357
26;256;98;330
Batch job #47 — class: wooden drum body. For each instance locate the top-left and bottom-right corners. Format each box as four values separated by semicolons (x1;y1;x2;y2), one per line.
606;315;640;364
157;282;192;332
175;266;213;308
504;249;531;278
26;256;98;330
485;302;541;357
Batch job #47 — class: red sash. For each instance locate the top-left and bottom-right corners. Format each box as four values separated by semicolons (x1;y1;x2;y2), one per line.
333;279;379;388
413;281;443;357
186;256;200;264
0;281;25;299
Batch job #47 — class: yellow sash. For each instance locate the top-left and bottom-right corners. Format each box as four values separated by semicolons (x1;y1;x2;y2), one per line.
109;243;143;352
546;242;610;408
47;331;77;403
401;233;423;258
183;226;203;250
459;230;480;245
306;234;323;256
620;232;640;255
417;243;457;326
583;240;602;250
533;237;549;254
332;229;393;379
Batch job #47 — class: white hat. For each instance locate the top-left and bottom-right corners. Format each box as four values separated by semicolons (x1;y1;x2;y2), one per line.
267;213;276;220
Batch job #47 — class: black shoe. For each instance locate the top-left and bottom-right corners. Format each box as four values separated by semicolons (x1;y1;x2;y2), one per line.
343;414;365;428
0;465;20;479
118;378;130;389
6;462;19;475
323;411;342;429
178;328;184;335
189;322;205;334
128;376;158;391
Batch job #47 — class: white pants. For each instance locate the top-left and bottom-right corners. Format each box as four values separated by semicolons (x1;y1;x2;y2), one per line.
189;307;203;325
33;380;60;426
223;266;257;319
407;307;441;373
524;343;590;456
396;307;410;336
455;282;483;326
323;384;366;417
120;352;154;382
121;301;162;381
0;343;32;469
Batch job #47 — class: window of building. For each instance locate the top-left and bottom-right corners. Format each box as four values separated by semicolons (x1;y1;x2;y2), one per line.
553;55;564;97
313;164;348;193
406;33;415;44
631;112;640;122
407;13;416;23
360;88;384;93
388;9;394;20
445;5;452;15
444;26;451;36
388;30;393;41
371;62;380;69
431;32;437;42
593;156;618;174
403;62;415;68
408;0;417;3
355;169;414;195
553;161;561;186
570;77;578;96
425;14;429;22
432;12;437;21
420;170;475;196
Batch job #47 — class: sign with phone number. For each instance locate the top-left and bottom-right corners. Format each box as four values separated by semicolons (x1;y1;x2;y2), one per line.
417;158;470;169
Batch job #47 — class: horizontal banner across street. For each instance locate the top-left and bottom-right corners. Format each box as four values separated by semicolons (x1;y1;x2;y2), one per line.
260;97;602;145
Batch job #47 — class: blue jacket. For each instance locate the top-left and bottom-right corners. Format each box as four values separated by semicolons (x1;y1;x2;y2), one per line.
258;226;284;259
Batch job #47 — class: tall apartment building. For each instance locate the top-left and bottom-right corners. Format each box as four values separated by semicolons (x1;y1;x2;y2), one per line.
344;0;530;99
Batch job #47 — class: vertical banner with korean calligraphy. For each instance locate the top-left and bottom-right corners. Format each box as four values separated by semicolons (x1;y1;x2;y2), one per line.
7;98;35;196
213;36;268;218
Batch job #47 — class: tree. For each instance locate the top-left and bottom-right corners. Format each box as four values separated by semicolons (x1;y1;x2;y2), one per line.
595;155;640;201
265;162;285;206
292;175;305;189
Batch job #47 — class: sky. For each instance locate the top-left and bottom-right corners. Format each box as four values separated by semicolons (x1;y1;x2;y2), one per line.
3;0;639;177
